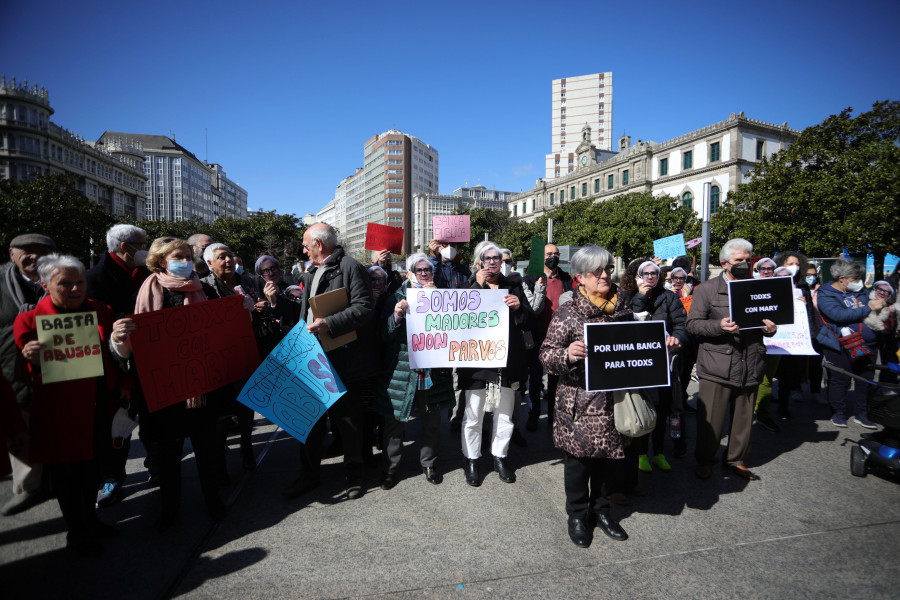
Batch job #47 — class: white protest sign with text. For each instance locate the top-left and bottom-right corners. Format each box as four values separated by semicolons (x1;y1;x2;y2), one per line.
405;288;510;369
764;299;818;356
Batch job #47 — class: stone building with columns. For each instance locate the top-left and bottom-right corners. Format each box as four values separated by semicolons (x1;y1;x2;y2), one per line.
510;114;799;223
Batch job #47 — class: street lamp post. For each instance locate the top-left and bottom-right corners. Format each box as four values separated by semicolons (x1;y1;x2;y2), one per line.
700;182;711;282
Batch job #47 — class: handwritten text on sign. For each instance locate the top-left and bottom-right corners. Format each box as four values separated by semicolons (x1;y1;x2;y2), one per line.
432;215;470;243
131;295;261;412
36;311;104;384
728;276;795;329
406;288;509;369
653;233;686;261
237;320;346;443
764;300;817;356
364;222;404;255
584;321;671;392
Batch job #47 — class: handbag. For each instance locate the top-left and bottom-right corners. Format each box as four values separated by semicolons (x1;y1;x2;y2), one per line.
612;388;657;437
821;317;873;362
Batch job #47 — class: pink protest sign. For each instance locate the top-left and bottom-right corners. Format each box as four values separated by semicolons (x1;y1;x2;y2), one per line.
432;215;470;243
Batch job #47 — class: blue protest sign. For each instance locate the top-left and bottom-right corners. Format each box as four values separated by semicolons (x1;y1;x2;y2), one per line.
237;320;346;443
653;233;686;260
885;253;899;278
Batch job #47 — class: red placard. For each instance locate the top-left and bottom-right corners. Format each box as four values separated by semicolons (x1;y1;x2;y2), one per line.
130;295;261;412
365;223;404;254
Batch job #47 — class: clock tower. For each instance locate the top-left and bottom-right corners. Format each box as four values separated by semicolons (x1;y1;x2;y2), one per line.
575;123;596;170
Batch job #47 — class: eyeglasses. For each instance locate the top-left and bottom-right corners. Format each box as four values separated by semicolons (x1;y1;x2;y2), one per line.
588;266;615;277
503;259;513;265
758;266;775;273
128;240;149;250
414;268;433;275
640;271;659;279
160;237;176;244
875;287;891;296
482;256;502;263
672;276;686;282
260;267;280;275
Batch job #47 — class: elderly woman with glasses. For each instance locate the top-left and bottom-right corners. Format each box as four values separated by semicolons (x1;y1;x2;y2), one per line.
539;245;633;548
458;241;534;487
375;254;456;489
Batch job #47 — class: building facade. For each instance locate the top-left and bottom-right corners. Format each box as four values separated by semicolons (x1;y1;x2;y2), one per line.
515;113;799;223
0;76;148;219
545;72;613;179
208;163;248;220
411;185;516;253
317;129;438;254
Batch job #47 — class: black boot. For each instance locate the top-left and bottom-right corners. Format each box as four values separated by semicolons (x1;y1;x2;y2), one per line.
493;456;516;483
464;459;480;487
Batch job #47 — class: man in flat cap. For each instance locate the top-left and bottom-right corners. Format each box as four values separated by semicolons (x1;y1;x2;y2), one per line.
0;233;55;515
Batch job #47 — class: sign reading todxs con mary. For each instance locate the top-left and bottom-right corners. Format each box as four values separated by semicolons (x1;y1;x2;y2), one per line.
405;288;510;369
728;276;795;329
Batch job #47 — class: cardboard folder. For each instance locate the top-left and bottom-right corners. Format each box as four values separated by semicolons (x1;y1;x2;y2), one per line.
309;288;357;352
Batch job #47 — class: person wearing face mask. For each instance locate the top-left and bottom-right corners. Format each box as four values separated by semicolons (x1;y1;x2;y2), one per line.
750;258;783;433
459;241;535;486
523;244;573;432
115;237;227;530
429;240;471;290
687;238;778;481
85;224;151;508
376;254;455;489
864;280;900;388
817;259;878;428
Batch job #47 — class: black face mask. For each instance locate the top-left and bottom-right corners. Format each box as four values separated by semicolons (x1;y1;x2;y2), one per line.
730;262;751;280
545;256;560;270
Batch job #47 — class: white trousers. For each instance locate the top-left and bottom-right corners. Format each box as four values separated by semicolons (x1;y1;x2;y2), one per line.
462;386;515;460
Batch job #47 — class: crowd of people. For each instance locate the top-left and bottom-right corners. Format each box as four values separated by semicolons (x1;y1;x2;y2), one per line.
1;223;898;555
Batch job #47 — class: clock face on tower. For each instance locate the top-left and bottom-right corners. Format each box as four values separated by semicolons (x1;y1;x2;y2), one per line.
581;155;588;166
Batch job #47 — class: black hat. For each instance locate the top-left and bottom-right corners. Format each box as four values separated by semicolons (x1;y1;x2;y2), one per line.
9;233;56;251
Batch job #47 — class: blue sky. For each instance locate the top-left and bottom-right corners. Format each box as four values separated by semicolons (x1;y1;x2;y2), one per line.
3;0;899;219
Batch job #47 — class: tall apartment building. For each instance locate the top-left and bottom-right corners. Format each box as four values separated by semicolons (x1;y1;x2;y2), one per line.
411;185;516;253
0;76;147;219
318;129;438;254
99;132;247;223
545;72;613;179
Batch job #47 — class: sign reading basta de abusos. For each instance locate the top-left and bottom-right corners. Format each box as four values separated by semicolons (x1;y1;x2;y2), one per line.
405;288;510;369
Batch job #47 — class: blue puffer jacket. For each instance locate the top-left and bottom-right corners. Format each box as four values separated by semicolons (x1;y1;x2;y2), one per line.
817;283;874;351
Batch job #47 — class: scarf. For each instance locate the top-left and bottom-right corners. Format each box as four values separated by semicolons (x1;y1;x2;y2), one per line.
134;272;207;314
4;264;41;309
579;285;618;315
108;252;148;287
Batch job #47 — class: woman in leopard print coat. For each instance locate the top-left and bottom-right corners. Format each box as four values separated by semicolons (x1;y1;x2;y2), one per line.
540;245;634;548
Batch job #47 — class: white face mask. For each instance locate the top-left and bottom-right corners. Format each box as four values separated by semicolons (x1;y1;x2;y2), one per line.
847;279;864;293
440;246;457;261
784;264;799;277
133;250;148;267
500;263;512;276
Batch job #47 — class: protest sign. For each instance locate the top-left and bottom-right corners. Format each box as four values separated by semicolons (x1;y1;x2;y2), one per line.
884;253;899;278
237;320;346;443
685;237;702;249
728;276;795;329
131;295;260;412
364;223;403;255
653;234;686;260
584;321;670;392
526;237;545;277
405;288;509;369
36;311;104;384
432;215;470;242
764;299;817;356
679;295;693;314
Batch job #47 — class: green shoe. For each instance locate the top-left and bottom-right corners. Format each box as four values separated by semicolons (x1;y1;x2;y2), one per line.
638;454;652;472
652;455;672;472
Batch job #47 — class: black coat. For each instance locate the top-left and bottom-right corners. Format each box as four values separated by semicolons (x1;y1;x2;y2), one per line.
298;246;377;383
86;252;149;318
631;288;688;346
456;273;535;389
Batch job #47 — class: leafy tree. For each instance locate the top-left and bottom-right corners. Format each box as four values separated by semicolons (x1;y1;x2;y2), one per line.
453;205;518;265
0;174;114;265
209;211;305;269
721;100;900;273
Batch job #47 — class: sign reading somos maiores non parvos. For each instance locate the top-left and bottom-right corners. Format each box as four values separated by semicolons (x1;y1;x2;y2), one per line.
584;321;670;392
727;276;795;329
405;288;510;369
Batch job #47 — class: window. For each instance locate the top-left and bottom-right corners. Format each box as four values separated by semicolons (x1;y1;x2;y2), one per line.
710;142;720;162
683;151;692;170
522;202;527;214
582;182;587;196
622;170;629;185
710;186;720;214
660;158;668;176
756;140;765;160
549;193;554;205
570;186;575;199
513;205;518;216
608;174;614;189
682;191;693;210
594;179;600;193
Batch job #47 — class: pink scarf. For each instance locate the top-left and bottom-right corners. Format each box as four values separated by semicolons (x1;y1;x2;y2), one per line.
134;272;207;314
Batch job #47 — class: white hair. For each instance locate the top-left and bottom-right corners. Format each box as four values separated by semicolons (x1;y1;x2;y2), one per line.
719;238;753;263
308;224;338;250
471;241;502;270
37;253;85;283
406;252;433;273
570;245;613;277
106;224;146;253
203;243;231;263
